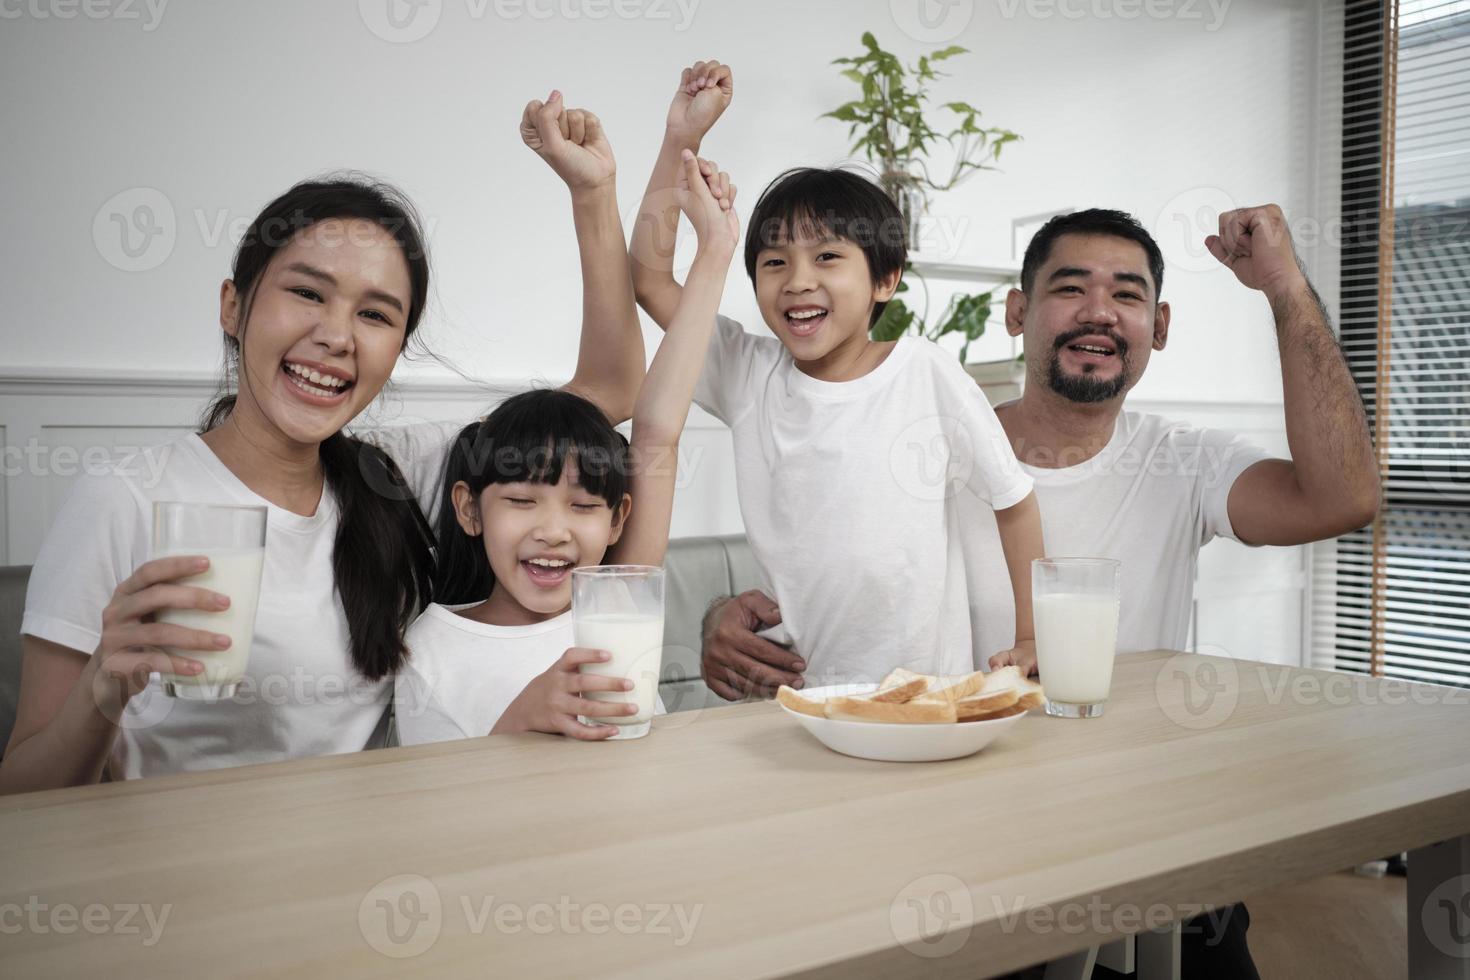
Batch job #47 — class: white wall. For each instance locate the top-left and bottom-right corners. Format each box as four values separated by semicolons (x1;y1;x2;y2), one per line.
2;0;1326;401
1;0;1330;665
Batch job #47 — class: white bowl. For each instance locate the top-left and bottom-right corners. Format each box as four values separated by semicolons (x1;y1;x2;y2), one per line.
777;683;1028;763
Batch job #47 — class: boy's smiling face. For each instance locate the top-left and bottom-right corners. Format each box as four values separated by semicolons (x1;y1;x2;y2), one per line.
752;225;900;377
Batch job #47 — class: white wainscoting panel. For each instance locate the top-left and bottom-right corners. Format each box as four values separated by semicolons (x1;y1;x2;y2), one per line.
2;372;1304;666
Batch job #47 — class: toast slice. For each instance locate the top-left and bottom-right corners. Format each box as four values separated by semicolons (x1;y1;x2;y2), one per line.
869;668;934;704
955;666;1046;721
953;687;1022;721
824;695;958;725
911;670;988;706
775;685;827;719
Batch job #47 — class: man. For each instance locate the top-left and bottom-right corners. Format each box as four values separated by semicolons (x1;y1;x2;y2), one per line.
698;205;1380;978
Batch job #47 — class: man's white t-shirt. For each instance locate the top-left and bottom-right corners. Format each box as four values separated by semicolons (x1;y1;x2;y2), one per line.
961;408;1271;658
19;421;460;780
695;315;1034;686
395;604;667;744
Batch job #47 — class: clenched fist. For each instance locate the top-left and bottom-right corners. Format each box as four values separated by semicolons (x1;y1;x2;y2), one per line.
666;60;733;143
520;90;615;191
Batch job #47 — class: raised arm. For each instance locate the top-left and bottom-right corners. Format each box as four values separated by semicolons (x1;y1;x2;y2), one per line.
520;91;644;425
1205;205;1381;546
610;151;739;568
629;60;733;331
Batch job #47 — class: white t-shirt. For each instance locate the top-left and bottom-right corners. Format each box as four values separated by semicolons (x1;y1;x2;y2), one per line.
395;604;667;744
961;408;1271;659
19;421;460;780
695;315;1034;687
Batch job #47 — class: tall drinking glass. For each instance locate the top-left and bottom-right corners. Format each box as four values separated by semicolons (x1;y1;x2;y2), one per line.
152;501;267;700
573;565;665;740
1032;558;1121;718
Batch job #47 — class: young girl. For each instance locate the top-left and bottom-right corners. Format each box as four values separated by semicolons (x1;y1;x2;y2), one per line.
394;147;739;743
0;93;645;792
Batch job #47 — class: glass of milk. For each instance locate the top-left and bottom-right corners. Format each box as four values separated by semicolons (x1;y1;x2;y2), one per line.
572;565;665;740
151;501;268;701
1032;558;1121;718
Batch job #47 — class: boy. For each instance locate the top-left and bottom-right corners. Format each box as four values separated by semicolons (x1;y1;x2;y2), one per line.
630;61;1044;692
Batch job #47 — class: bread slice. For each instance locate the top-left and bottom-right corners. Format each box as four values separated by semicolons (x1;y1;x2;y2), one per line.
911;670;988;706
824;695;958;724
955;666;1046;721
960;700;1032;723
954;687;1022;721
869;668;933;704
776;685;827;719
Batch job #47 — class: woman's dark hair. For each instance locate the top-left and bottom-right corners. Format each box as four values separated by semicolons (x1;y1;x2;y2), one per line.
199;175;434;681
1020;208;1166;300
743;167;908;326
432;388;631;606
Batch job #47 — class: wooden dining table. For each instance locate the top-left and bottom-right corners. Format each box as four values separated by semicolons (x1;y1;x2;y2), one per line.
2;650;1468;979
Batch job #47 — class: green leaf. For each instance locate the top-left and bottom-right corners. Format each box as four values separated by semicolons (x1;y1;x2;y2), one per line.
934;291;992;343
929;45;968;60
870;298;915;342
841;68;866;85
861;31;879;52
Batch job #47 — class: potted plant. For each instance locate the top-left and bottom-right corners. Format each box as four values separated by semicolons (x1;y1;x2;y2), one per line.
824;32;1023;394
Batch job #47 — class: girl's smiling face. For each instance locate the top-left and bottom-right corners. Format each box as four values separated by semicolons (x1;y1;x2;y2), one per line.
220;218;413;449
452;462;631;626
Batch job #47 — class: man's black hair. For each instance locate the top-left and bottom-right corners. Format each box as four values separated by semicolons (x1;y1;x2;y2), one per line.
1021;209;1165;299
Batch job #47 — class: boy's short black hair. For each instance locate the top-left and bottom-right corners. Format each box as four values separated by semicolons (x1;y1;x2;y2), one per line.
1021;209;1166;300
744;167;908;326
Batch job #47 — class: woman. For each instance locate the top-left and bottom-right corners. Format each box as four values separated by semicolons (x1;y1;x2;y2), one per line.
0;93;642;791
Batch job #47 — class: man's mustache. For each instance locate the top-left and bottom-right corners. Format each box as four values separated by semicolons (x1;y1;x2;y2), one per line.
1053;327;1130;358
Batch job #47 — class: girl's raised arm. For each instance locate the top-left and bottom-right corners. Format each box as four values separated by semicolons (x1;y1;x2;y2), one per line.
610;151;738;568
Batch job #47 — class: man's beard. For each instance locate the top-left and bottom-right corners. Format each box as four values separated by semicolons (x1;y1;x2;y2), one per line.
1045;328;1131;404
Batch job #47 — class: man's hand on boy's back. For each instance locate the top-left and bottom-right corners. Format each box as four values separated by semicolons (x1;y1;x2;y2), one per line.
520;90;615;192
666;60;732;144
701;590;806;701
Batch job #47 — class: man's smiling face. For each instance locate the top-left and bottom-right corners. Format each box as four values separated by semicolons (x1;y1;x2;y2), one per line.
1007;233;1171;404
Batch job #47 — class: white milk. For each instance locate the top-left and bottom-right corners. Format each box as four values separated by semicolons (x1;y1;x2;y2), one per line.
575;613;664;724
155;547;266;698
1033;593;1120;704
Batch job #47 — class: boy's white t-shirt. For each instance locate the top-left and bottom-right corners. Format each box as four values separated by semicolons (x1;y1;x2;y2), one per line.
19;421;460;780
395;604;667;745
960;408;1271;658
694;315;1034;686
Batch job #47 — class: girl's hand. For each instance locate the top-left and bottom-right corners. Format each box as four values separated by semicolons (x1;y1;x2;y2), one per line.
84;555;231;724
519;91;616;191
666;60;732;142
988;640;1039;678
675;149;739;258
491;647;638;740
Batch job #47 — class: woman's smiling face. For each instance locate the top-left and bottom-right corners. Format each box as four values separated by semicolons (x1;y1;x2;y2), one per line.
220;217;413;448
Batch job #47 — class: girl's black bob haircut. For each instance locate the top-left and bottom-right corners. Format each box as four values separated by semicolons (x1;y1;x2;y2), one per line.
431;388;630;605
743;167;908;326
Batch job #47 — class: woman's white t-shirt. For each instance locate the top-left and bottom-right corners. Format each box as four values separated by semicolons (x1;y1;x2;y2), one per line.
19;422;460;780
395;603;667;745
